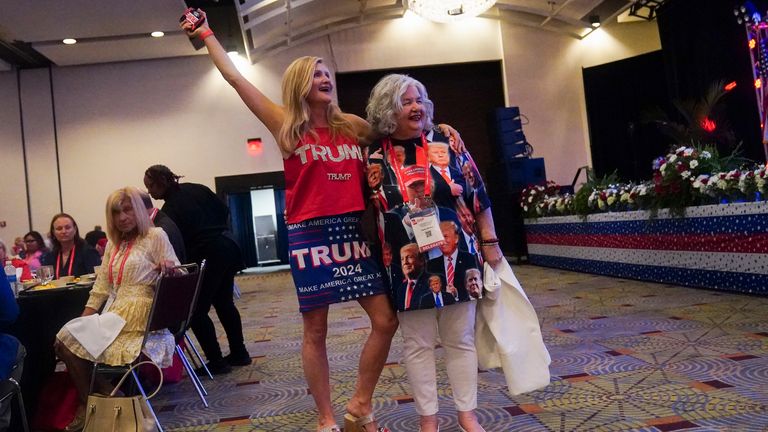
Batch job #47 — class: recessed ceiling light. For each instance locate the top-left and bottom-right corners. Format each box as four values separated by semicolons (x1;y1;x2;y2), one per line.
151;31;165;38
62;38;77;45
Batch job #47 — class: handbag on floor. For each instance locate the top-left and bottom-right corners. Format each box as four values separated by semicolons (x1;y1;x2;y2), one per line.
82;360;163;432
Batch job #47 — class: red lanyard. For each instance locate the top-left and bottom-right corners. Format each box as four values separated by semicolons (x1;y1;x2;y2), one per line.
108;241;134;285
149;208;158;222
55;246;76;278
384;134;431;203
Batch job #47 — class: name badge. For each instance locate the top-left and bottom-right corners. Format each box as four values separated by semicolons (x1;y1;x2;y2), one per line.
409;202;445;252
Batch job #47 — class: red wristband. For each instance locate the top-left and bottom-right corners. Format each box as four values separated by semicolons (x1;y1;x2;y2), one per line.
198;29;214;41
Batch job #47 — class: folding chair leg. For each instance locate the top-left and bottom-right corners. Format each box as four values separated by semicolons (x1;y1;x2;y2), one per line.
182;343;201;369
233;282;241;299
176;346;209;407
9;378;29;432
180;349;208;396
185;333;213;380
88;362;98;394
178;347;208;397
131;369;164;432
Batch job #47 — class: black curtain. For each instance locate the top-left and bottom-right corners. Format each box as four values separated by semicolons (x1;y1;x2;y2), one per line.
273;189;289;264
658;0;765;162
227;192;258;267
337;61;505;182
583;51;672;180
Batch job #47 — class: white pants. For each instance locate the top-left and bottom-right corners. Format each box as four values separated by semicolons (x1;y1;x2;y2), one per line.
398;301;478;416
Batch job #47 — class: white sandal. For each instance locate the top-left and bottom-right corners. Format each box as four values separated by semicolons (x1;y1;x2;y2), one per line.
344;412;390;432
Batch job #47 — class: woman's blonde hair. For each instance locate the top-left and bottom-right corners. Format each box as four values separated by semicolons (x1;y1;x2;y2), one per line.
277;56;356;153
105;186;151;245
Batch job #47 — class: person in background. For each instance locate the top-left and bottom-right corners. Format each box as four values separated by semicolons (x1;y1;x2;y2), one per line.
54;187;179;431
21;231;47;272
84;225;107;249
0;269;24;431
143;165;248;375
42;214;101;278
140;192;186;264
366;74;503;432
0;240;32;282
11;237;25;259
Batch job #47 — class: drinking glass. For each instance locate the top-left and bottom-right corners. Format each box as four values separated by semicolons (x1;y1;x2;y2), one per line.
37;265;54;284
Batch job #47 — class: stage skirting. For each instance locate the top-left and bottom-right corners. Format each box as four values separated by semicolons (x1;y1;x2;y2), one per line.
524;201;768;295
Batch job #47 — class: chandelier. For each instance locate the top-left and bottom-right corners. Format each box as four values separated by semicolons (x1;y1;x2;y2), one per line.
407;0;497;23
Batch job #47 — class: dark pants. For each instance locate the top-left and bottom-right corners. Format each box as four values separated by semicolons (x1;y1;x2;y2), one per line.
189;236;247;362
0;339;25;431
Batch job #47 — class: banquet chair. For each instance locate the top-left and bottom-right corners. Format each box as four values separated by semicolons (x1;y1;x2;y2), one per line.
0;373;28;432
89;261;208;431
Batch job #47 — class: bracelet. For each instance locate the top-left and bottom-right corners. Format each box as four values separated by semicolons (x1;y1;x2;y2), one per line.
480;238;499;246
198;29;214;41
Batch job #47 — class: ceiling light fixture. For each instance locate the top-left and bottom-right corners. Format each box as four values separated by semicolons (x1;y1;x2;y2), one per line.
62;38;77;45
407;0;497;23
628;0;667;21
150;31;165;38
589;15;601;28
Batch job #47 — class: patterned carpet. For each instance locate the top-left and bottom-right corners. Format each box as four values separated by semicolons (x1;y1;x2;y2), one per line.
152;265;768;431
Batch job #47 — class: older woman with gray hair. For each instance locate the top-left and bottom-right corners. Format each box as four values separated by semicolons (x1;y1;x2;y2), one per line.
365;74;502;432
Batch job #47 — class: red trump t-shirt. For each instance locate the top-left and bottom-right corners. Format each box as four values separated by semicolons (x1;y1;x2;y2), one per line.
283;128;366;224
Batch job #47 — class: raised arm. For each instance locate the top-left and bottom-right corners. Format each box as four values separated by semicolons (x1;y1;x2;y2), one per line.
181;11;285;140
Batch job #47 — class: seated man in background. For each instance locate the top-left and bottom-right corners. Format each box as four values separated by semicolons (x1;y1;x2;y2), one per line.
84;225;106;249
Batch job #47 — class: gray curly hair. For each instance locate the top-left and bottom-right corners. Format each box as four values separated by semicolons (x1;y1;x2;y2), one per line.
366;74;434;135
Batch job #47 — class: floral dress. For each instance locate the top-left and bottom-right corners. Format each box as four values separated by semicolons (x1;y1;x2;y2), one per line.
56;228;179;367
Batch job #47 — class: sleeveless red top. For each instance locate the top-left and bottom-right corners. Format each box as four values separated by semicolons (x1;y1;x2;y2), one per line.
283;128;366;224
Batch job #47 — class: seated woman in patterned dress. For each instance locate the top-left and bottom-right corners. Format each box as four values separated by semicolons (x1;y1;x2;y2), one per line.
54;186;180;431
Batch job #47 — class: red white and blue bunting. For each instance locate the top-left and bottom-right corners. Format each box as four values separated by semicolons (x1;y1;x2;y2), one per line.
524;202;768;295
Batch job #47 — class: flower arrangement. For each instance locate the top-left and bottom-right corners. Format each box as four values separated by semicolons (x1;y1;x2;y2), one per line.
520;181;567;218
650;146;717;215
520;145;767;219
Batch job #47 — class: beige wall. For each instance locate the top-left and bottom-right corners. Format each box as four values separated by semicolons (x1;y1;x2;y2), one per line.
500;20;661;187
0;17;659;242
0;71;27;241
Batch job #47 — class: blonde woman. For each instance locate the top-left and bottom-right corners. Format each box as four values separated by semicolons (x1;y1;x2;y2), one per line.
54;187;180;431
